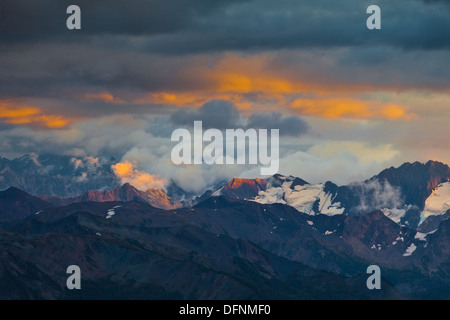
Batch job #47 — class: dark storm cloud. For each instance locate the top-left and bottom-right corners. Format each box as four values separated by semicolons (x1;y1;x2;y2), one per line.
1;0;450;120
422;0;450;4
0;0;242;43
170;100;242;129
0;41;211;99
1;0;450;51
246;113;310;137
2;42;450;117
270;47;450;90
1;0;449;192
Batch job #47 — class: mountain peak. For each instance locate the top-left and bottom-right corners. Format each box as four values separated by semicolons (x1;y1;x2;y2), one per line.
119;182;139;192
0;153;120;197
121;182;135;188
215;178;267;199
3;186;26;193
426;159;447;166
371;160;450;209
0;187;53;224
1;187;46;201
76;183;180;210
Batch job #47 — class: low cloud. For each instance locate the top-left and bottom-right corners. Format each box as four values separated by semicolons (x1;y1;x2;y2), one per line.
241;141;401;186
111;161;168;191
351;180;404;213
0;99;447;195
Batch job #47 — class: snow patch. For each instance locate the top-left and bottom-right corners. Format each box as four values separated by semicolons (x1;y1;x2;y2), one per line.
381;208;406;224
106;206;120;219
414;232;427;241
420;182;450;225
414;229;437;242
403;243;417;257
253;181;344;216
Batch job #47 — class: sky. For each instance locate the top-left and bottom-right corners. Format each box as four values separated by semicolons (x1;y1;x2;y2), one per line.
1;0;450;193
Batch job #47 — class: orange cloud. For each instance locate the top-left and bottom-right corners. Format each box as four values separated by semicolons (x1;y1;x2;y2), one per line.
214;72;294;95
0;100;75;128
381;103;415;120
133;53;415;121
135;91;253;110
82;92;125;104
14;53;412;123
111;161;168;191
133;54;327;109
290;97;416;120
209;54;328;96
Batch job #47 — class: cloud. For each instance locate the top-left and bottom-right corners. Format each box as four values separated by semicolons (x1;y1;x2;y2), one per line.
0;0;449;193
70;156;101;170
0;96;447;196
3;0;450;51
240;140;402;185
0;99;75;128
350;180;404;213
0;106;447;195
0;0;240;43
170;99;310;135
111;161;168;191
0;46;447;126
170;100;242;129
0;113;160;158
290;97;416;120
74;172;88;183
246;112;309;136
0;0;448;135
116;141;244;194
82;93;124;104
421;0;450;6
308;141;400;165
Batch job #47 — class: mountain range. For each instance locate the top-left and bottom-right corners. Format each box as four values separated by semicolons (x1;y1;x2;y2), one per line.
40;183;181;210
0;153;120;197
211;160;450;229
1;154;450;299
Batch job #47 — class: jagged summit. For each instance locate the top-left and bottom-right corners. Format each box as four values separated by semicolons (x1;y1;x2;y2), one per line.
207;161;450;228
41;183;181;210
370;160;450;208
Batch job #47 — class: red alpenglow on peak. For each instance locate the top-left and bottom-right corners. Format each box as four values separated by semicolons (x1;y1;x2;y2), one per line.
215;178;268;199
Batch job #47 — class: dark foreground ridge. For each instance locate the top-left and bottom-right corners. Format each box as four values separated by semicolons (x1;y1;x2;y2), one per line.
0;189;449;299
